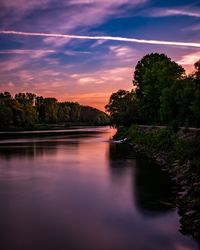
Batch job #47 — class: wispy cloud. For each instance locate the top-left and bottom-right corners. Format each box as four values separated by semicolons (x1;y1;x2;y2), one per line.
0;49;55;58
69;66;132;89
64;50;91;56
0;0;148;46
109;46;137;63
177;51;200;65
0;57;29;72
1;30;200;48
143;7;200;18
165;9;200;18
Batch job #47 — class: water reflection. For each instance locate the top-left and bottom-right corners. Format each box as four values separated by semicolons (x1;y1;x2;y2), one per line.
108;142;174;216
0;140;79;160
0;128;198;250
134;158;175;216
0;130;104;160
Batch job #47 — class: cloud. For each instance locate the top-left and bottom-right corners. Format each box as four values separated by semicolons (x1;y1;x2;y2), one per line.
0;0;148;45
0;57;29;72
0;49;55;58
0;0;51;17
0;59;134;107
70;66;133;90
63;50;91;56
164;9;200;18
1;30;200;48
109;46;137;63
43;37;72;47
143;7;200;18
91;40;107;48
78;77;103;85
177;51;200;65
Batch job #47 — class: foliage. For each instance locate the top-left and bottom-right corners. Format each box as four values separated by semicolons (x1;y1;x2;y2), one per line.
133;53;185;124
106;53;200;128
0;92;109;130
15;92;36;106
160;78;199;127
80;105;109;125
105;89;140;127
0;104;13;128
125;126;176;152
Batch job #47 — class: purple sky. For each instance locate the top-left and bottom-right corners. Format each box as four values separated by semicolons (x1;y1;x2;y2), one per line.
0;0;200;110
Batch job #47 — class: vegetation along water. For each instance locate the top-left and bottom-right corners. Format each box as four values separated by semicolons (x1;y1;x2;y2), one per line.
106;53;200;243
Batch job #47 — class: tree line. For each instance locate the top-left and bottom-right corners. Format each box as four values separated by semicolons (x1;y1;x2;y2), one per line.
106;53;200;128
0;92;109;130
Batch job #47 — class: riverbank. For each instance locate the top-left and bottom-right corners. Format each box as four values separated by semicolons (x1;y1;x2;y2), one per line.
0;122;109;133
114;125;200;240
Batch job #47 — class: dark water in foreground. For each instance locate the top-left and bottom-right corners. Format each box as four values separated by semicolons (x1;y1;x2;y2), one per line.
0;127;198;250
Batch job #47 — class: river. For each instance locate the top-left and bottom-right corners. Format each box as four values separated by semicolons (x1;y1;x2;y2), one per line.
0;127;198;250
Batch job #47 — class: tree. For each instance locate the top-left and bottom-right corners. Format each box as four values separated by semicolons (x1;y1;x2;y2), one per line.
23;104;38;128
105;89;140;127
80;106;109;125
0;104;13;128
14;92;38;128
35;96;45;122
0;93;15;128
0;91;110;130
190;60;200;127
43;98;58;123
0;92;12;101
66;102;81;122
133;53;185;124
194;60;200;82
57;102;71;123
15;92;36;106
160;78;195;127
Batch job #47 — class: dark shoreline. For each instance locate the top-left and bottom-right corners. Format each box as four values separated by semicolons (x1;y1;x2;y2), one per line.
114;126;200;241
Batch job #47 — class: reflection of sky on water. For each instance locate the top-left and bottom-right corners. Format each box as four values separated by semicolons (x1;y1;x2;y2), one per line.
0;127;198;250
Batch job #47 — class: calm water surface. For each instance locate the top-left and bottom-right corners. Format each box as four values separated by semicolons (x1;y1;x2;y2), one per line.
0;127;198;250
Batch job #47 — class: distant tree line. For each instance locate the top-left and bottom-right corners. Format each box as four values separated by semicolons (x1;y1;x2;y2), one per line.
106;53;200;128
0;92;109;130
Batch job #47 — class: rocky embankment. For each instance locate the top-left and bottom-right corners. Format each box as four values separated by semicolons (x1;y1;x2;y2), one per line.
115;126;200;241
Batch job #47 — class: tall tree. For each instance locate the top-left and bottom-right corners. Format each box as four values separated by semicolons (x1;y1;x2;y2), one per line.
57;102;71;123
43;98;58;123
133;53;185;124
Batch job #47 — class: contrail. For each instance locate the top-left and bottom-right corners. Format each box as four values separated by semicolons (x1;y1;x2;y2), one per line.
0;30;200;48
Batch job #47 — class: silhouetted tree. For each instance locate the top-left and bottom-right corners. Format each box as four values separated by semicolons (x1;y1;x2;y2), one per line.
133;53;185;124
57;102;71;123
15;92;36;106
80;106;109;125
0;91;109;130
0;104;13;128
105;89;140;127
43;98;58;123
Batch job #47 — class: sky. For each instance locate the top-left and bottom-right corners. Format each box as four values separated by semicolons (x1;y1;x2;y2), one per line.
0;0;200;111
